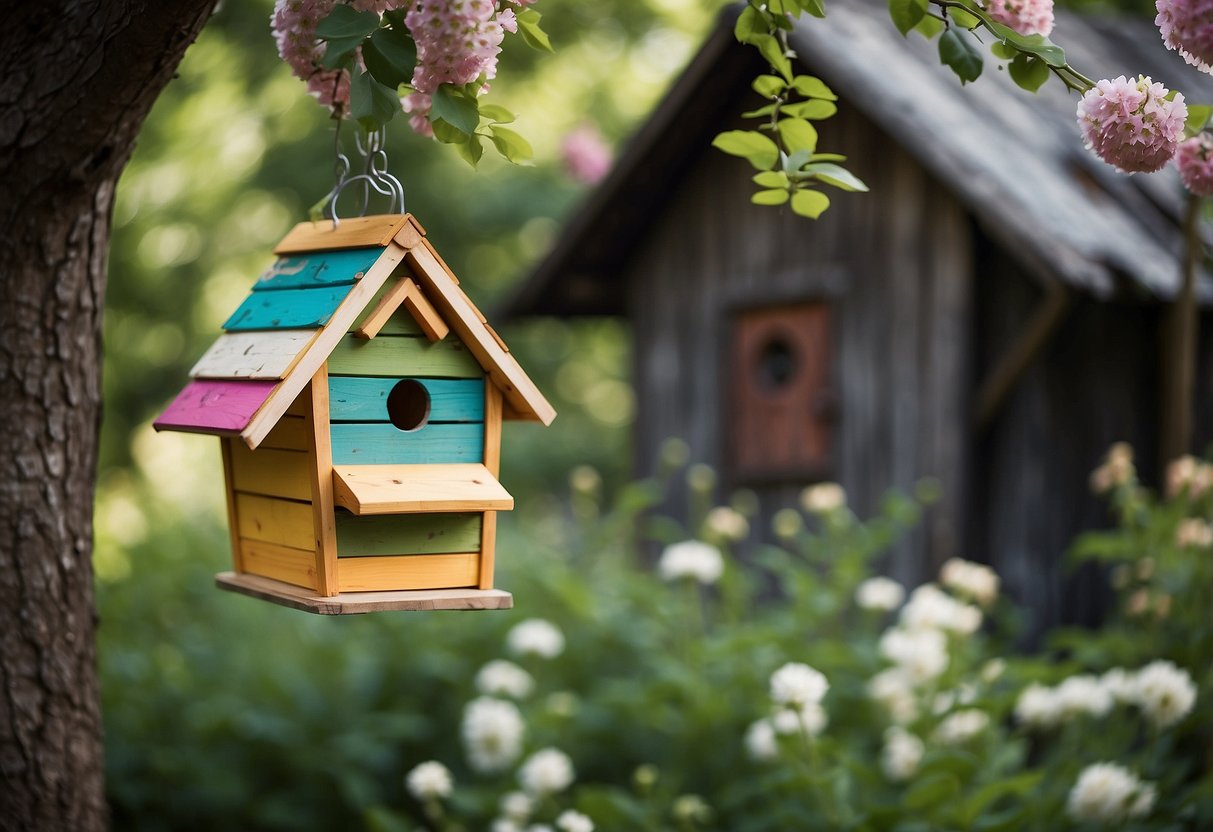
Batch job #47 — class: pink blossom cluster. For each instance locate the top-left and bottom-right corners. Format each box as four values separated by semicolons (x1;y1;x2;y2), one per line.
1077;76;1187;174
561;124;613;184
1177;134;1213;194
1156;0;1213;73
981;0;1054;37
272;0;352;112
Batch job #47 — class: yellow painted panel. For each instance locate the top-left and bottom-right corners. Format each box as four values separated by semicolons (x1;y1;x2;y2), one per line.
235;493;314;551
229;443;312;501
336;553;479;592
240;539;319;591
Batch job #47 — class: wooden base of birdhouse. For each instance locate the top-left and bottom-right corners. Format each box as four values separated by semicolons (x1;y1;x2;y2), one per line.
215;571;513;615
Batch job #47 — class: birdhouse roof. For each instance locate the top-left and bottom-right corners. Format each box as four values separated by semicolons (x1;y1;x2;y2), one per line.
155;213;554;448
504;1;1213;319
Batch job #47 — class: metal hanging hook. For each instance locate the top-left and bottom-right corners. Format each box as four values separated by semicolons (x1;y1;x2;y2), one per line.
322;121;406;227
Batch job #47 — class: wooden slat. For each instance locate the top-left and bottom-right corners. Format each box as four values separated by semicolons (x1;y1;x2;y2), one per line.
329;377;485;422
190;331;317;380
331;422;485;465
216;571;511;613
229;444;312;500
402;281;450;342
327;333;482;378
235;493;314;550
261;415;309;451
223;284;354;331
478;511;497;590
155;379;278;435
406;244;556;424
337;553;480;592
239;540;319;591
220;438;245;572
483;382;503;476
242;244;406;448
253;248;383;291
274;214;412;254
353;280;425;336
332;463;513;515
306;370;340;596
335;512;482;556
354;277;414;340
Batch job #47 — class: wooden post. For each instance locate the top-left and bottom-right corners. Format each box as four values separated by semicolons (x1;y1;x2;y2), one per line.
479;383;504;589
306;366;340;596
219;437;245;572
1161;193;1202;473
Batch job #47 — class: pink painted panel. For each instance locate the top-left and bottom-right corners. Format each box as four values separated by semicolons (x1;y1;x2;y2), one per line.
154;379;278;434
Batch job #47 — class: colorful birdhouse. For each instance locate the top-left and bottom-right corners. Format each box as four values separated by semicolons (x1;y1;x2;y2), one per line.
154;214;555;614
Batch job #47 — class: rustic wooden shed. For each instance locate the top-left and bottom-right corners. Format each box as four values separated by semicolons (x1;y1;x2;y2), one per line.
505;2;1213;630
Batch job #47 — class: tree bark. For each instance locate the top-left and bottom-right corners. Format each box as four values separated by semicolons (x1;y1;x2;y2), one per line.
0;3;214;828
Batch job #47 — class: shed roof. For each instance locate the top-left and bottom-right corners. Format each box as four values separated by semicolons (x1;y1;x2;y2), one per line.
155;213;555;448
505;1;1213;318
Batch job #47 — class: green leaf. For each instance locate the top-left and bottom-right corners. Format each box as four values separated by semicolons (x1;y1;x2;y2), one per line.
785;149;812;171
797;0;826;17
741;104;778;119
455;134;484;168
947;6;980;29
430;84;479;136
362;27;416;89
319;35;364;69
1008;53;1049;92
914;15;945;38
478;104;515;124
487;125;534;164
315;5;380;39
1186;105;1213;137
752;188;790;205
904;773;961;811
811;152;847;161
791;75;837;100
753;74;787;97
990;41;1017;60
712;130;780;170
430;118;467;145
754;171;790;188
783;99;837;120
349;70;401;130
791;188;830;218
777;118;818;154
803;162;868;191
988;23;1067;67
939;29;983;84
888;0;926;36
517;9;553;51
755;35;794;82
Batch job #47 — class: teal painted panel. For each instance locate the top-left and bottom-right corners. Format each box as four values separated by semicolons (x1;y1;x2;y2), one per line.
253;248;384;291
331;422;484;464
329;377;485;422
223;285;354;331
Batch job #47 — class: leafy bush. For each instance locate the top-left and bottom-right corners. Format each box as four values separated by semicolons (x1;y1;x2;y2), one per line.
100;442;1212;830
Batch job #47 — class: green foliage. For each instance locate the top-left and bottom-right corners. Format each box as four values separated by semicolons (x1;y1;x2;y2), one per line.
938;29;983;84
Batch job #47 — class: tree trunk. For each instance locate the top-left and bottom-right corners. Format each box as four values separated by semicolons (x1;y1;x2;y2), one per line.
0;3;214;828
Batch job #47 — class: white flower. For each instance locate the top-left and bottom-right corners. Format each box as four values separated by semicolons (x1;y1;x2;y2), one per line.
881;727;924;782
476;660;535;699
772;703;828;737
1090;442;1134;493
744;719;779;761
704;506;749;541
868;668;920;724
507;619;566;659
939;558;1000;607
492;820;522;832
932;709;990;745
556;809;594;832
1067;762;1154;823
405;761;453;800
801;482;846;514
1056;674;1114;718
1014;683;1062;730
1100;668;1137;704
462;697;525;773
500;791;533;822
1133;660;1197;729
856;577;905;612
879;627;949;683
769;662;829;707
981;658;1006;683
658;540;724;584
1176;518;1213;548
518;748;575;796
900;584;982;635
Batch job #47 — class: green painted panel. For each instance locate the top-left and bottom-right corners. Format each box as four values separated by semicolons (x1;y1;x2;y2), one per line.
330;422;484;464
335;512;482;557
327;334;482;377
329;377;485;422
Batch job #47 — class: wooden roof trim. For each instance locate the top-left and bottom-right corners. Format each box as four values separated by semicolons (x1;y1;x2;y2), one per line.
404;240;556;425
240;243;406;448
274;214;417;254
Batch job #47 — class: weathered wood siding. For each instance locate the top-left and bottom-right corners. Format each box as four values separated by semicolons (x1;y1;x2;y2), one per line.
626;100;973;588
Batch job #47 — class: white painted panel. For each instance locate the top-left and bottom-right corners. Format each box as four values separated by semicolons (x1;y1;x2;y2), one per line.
189;331;316;380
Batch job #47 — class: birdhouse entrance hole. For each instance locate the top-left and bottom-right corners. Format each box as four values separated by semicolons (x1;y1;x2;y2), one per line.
757;335;798;391
387;379;431;431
